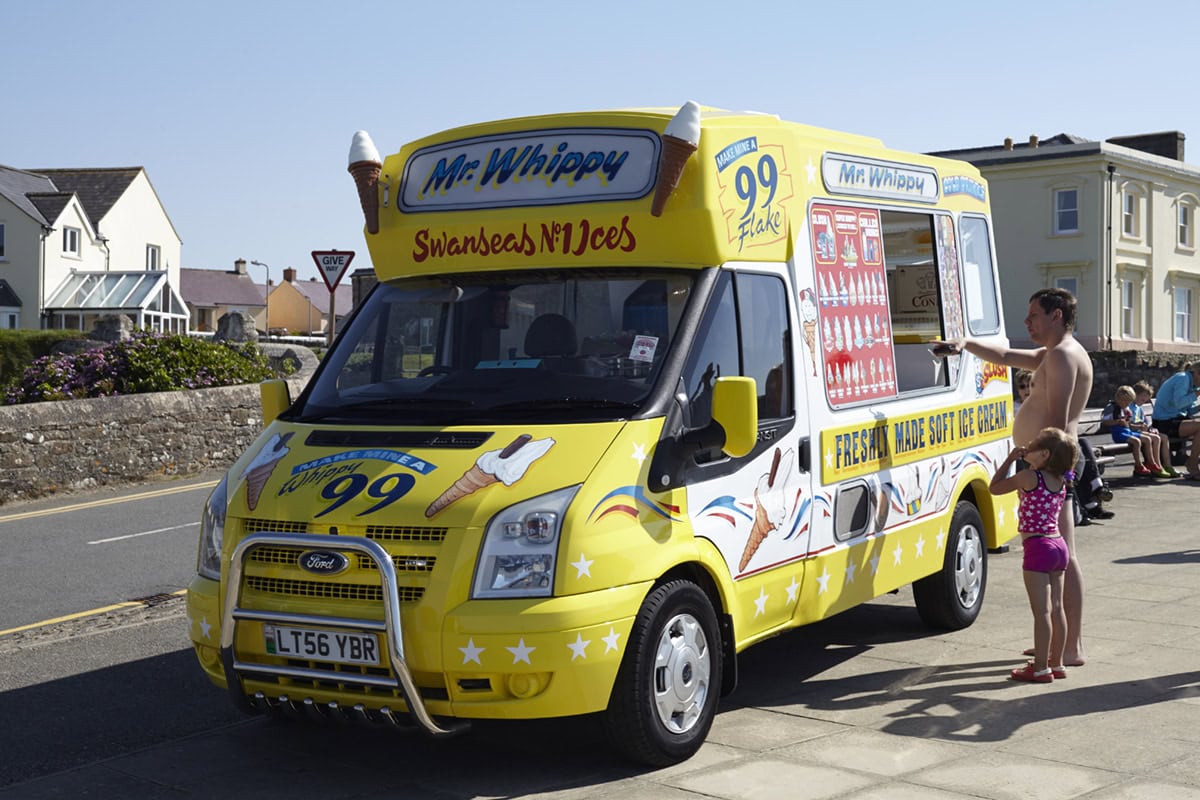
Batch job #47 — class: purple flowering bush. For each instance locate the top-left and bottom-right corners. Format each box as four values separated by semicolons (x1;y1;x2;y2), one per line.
3;332;274;405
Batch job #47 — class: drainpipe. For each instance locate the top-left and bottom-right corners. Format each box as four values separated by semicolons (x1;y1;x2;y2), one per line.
40;225;50;329
1106;164;1115;350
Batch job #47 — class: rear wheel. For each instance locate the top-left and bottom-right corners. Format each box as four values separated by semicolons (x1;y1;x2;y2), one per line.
603;580;722;766
913;501;986;630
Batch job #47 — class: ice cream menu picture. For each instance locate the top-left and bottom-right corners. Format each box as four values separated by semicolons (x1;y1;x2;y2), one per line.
810;204;896;406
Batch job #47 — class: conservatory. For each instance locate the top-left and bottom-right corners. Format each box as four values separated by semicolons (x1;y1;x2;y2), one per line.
44;270;189;333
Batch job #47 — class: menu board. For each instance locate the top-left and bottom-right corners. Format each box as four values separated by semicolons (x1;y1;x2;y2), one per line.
809;204;897;406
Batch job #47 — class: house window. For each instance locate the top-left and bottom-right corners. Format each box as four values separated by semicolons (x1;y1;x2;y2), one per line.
1121;278;1136;337
1180;204;1194;248
1054;188;1078;234
1055;277;1078;298
63;226;81;256
1176;286;1194;342
1;310;16;329
1122;191;1139;238
147;244;161;270
0;223;6;259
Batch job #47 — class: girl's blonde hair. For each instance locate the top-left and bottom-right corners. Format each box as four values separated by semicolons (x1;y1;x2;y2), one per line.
1030;427;1080;478
1115;385;1135;402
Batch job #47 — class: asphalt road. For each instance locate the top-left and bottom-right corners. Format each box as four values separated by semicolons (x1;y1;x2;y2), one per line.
2;463;1199;798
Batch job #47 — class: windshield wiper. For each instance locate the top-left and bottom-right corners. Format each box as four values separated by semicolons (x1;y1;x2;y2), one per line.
302;396;476;421
486;398;640;415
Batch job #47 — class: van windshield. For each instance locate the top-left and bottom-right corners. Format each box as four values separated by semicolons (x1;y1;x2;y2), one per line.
297;269;694;424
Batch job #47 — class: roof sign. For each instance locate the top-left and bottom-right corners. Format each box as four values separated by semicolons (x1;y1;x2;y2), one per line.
821;153;939;204
399;128;660;213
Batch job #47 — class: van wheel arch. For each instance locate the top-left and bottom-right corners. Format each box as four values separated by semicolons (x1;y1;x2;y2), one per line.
656;563;738;697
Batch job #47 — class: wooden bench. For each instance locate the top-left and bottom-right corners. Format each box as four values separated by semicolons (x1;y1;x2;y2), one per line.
1090;403;1192;467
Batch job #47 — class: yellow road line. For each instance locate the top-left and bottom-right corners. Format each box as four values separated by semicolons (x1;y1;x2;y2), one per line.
0;589;187;638
0;480;219;524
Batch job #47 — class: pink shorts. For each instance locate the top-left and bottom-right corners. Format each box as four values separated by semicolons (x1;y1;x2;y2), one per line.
1022;534;1069;573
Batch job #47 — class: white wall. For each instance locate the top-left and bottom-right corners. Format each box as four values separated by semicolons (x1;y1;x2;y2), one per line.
96;171;182;285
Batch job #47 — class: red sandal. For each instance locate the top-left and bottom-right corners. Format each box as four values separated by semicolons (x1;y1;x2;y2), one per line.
1010;663;1054;683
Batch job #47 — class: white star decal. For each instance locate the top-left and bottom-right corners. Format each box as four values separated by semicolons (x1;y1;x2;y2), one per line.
602;626;621;653
997;505;1006;527
893;542;904;565
754;587;769;617
459;638;484;665
805;157;818;184
825;449;835;469
506;638;535;664
844;561;856;584
915;536;926;557
571;553;594;579
785;576;800;603
816;567;832;594
567;633;590;660
936;529;946;550
870;554;881;575
199;616;212;640
631;442;647;465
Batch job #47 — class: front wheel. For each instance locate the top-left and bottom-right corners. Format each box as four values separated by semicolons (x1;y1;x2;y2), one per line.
603;580;722;766
912;501;987;630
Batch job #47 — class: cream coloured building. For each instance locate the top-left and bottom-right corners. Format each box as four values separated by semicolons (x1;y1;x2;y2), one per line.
933;132;1200;354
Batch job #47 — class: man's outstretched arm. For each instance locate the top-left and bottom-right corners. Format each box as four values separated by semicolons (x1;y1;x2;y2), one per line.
931;337;1044;371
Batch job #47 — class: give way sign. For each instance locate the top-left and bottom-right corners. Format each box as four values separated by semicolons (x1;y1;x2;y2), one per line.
311;250;355;292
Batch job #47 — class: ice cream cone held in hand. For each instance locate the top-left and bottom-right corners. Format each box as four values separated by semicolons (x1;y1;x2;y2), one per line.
651;101;701;216
425;434;556;517
739;447;799;572
348;130;383;234
241;432;294;511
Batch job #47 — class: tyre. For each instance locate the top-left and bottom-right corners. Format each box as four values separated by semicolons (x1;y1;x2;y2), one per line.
603;580;722;766
913;501;986;630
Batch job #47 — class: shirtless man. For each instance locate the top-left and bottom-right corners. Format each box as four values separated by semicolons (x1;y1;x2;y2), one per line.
935;288;1093;665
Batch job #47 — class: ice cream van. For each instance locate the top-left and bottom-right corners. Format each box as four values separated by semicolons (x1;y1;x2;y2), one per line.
187;101;1017;765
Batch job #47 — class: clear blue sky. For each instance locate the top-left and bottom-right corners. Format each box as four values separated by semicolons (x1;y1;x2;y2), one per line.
6;0;1200;283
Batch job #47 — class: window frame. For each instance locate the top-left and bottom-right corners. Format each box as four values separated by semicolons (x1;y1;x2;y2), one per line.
960;214;1002;335
63;226;81;257
146;244;161;271
1174;285;1194;342
1120;185;1144;240
1177;195;1198;251
0;222;6;259
1053;187;1079;235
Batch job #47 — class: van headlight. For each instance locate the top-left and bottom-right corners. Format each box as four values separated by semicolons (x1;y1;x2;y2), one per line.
472;485;579;599
197;476;229;580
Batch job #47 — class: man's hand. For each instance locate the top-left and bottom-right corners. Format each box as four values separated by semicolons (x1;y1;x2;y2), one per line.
929;338;964;357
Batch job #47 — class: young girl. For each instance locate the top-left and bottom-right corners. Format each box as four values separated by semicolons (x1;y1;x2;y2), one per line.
990;427;1079;683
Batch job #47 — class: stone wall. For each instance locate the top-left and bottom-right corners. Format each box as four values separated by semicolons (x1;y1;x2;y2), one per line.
1089;350;1198;406
0;344;316;506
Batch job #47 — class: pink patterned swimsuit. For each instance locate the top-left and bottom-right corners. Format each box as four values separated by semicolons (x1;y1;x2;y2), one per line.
1019;470;1069;573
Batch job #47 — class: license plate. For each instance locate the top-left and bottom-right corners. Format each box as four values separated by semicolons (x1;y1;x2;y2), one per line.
264;624;380;666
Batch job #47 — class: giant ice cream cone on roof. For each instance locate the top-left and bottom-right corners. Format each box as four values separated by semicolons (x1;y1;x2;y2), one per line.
651;101;701;217
348;130;383;234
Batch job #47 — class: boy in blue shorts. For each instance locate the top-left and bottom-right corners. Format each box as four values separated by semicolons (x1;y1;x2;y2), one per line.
1102;385;1171;477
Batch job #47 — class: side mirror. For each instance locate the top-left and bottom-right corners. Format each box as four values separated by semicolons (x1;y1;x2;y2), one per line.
260;379;291;425
711;376;758;457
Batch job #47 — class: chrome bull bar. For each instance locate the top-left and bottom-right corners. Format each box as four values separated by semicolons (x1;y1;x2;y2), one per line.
219;532;466;738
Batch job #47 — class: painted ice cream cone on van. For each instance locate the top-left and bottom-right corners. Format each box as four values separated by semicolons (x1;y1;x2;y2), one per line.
241;432;293;511
799;289;818;376
739;448;797;572
424;434;555;517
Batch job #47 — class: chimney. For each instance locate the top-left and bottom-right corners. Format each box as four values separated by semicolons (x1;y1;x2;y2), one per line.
1004;137;1013;151
234;258;247;275
1106;131;1186;162
283;267;297;283
1029;135;1039;148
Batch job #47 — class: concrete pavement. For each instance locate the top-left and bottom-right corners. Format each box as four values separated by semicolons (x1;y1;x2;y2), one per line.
5;458;1200;799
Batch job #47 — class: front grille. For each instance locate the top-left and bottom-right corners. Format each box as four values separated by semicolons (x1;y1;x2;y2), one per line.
365;525;446;543
245;518;310;535
247;546;435;573
245;575;424;603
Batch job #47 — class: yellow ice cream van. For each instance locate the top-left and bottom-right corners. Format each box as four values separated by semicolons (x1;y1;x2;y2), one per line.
187;101;1017;765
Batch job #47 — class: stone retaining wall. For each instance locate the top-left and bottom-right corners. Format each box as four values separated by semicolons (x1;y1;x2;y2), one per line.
0;344;315;506
0;345;1192;505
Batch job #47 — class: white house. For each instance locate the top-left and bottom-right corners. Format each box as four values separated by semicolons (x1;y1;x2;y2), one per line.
0;165;188;332
931;132;1200;354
